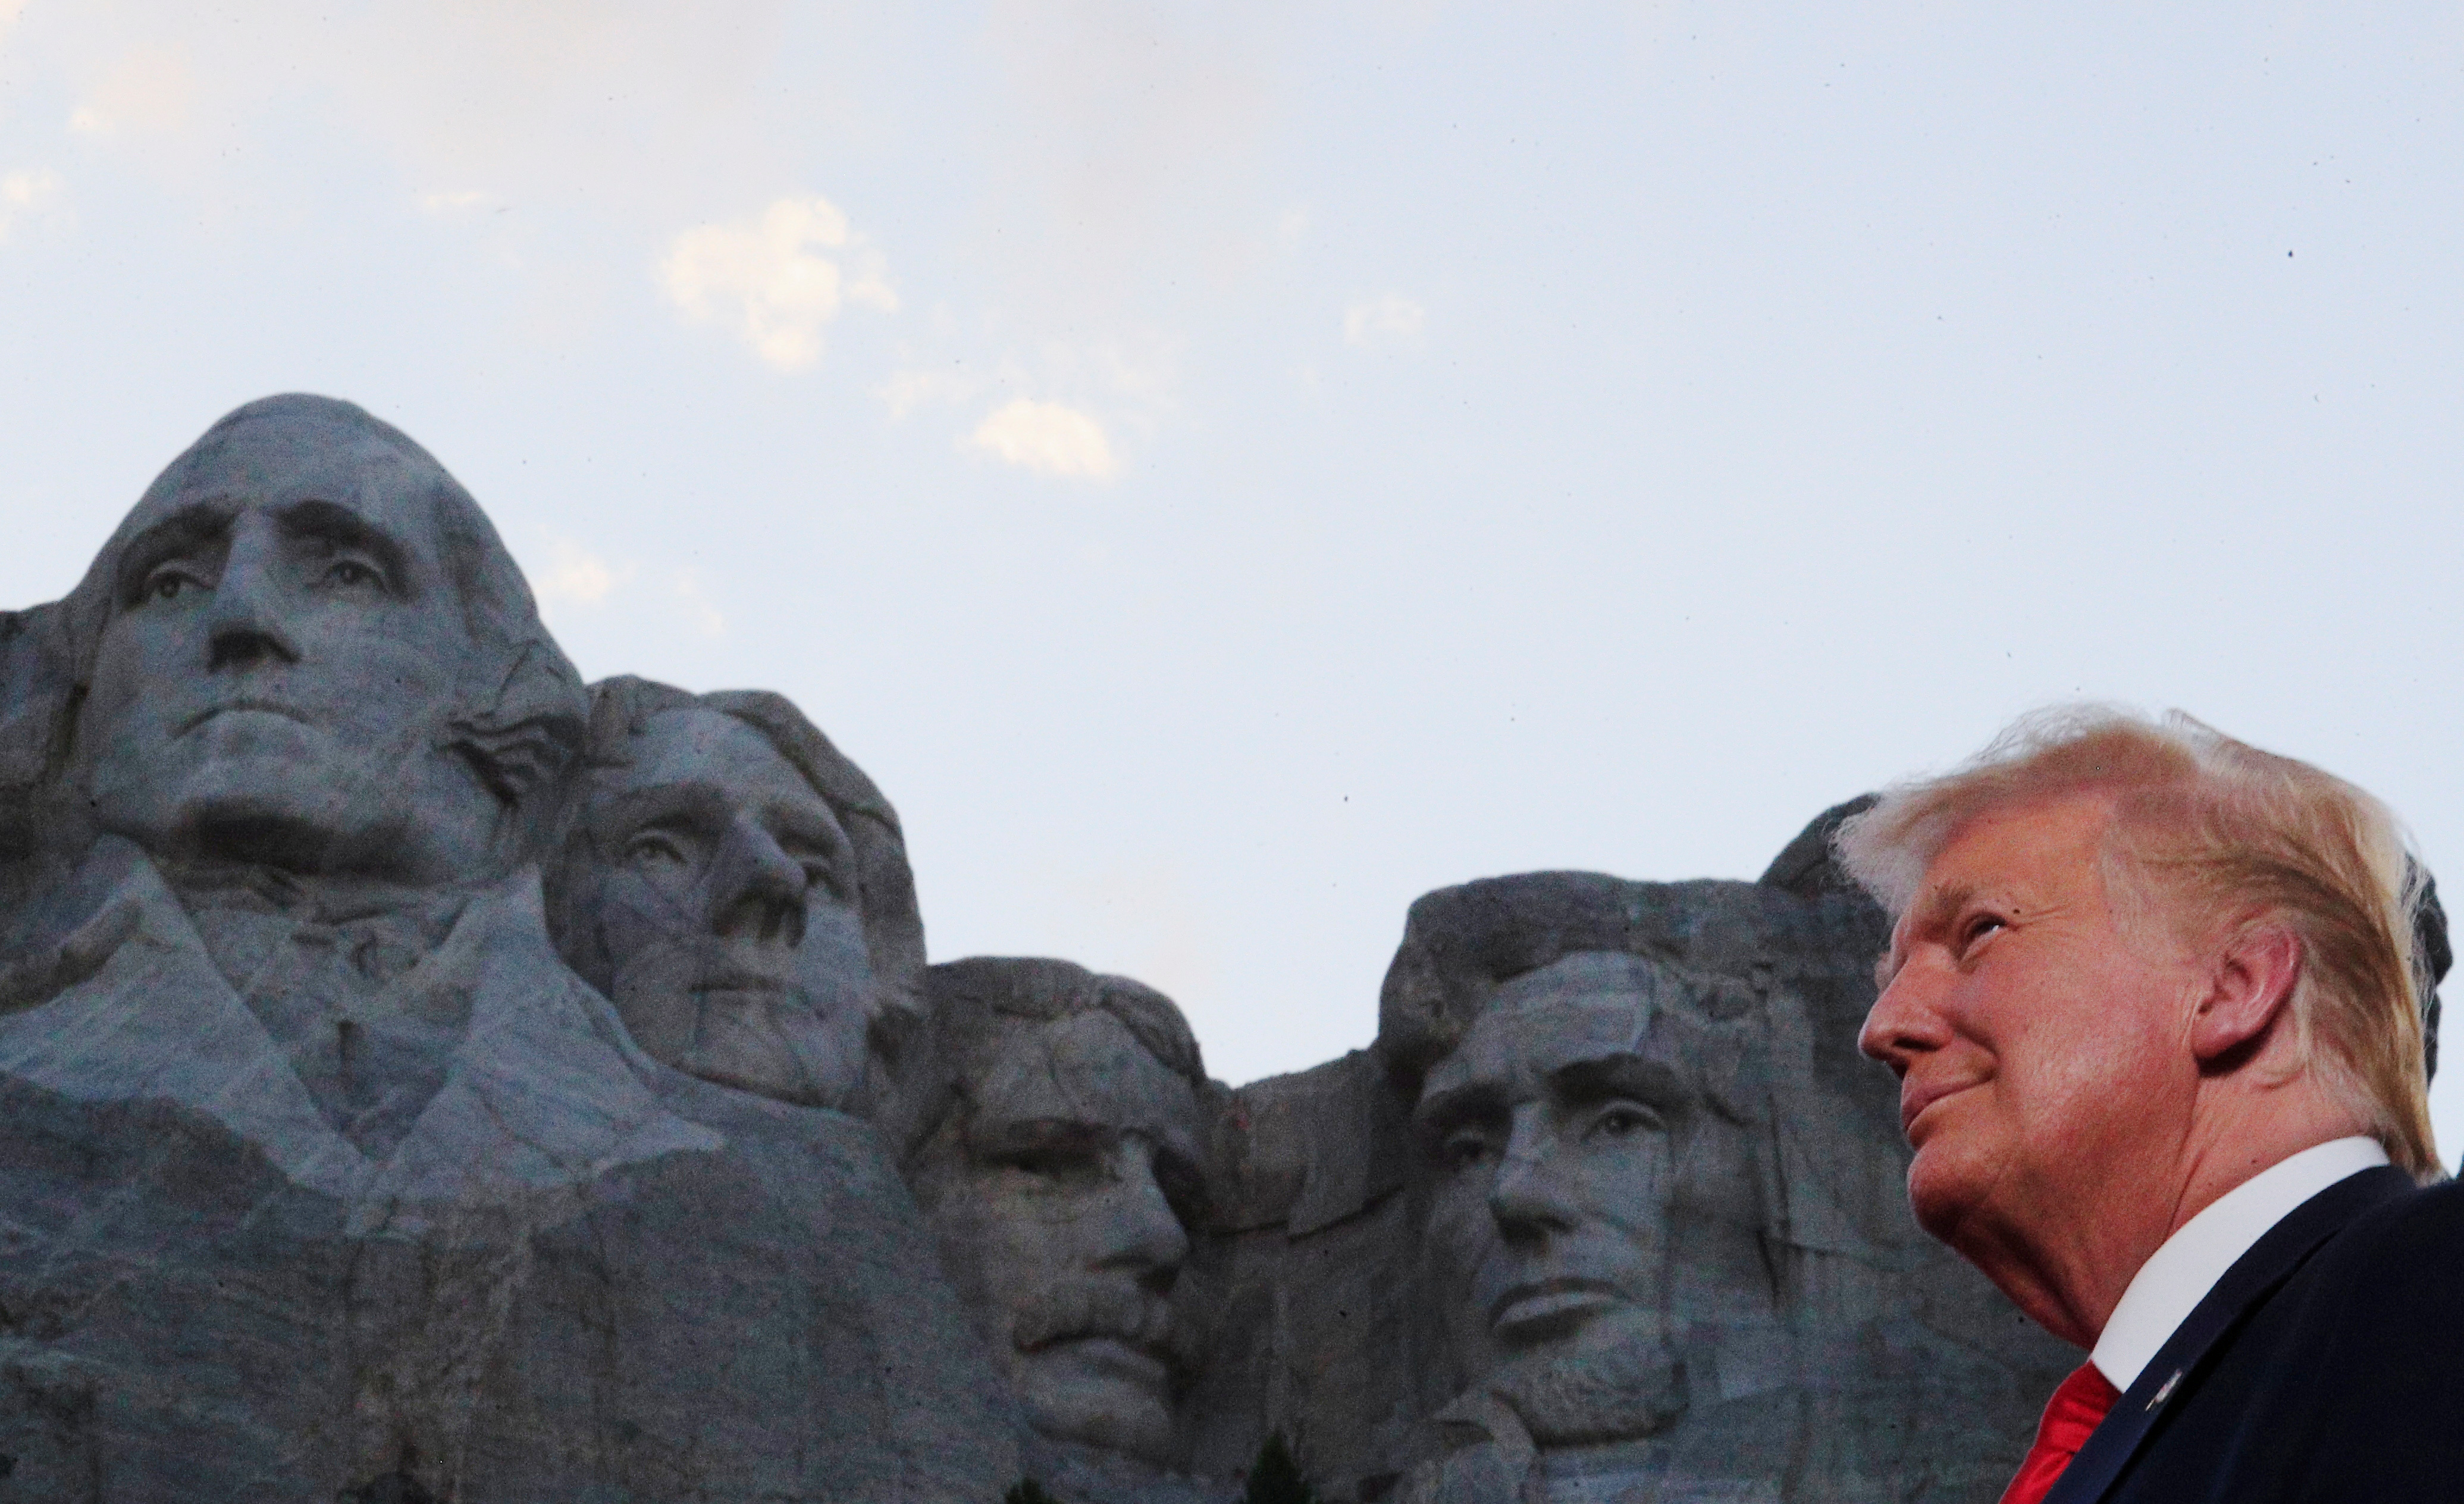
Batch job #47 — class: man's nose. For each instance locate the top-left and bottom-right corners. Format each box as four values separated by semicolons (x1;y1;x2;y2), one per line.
1488;1111;1583;1241
705;817;808;947
1090;1144;1191;1292
203;518;301;673
1858;960;1953;1074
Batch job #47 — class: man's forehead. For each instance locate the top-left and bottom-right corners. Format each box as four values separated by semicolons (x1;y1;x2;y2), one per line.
1421;962;1669;1101
124;413;444;554
619;708;823;806
970;1009;1200;1142
1892;790;2118;947
1917;792;2114;902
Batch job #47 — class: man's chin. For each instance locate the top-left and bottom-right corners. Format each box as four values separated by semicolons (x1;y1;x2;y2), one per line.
662;1001;858;1108
164;782;380;872
1905;1141;1998;1246
1486;1325;1687;1448
1017;1343;1178;1465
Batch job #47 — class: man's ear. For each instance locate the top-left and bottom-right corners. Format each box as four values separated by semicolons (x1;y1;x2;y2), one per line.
2189;922;2303;1068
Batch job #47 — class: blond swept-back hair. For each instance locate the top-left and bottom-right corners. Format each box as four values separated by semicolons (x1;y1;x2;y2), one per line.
1836;705;2439;1181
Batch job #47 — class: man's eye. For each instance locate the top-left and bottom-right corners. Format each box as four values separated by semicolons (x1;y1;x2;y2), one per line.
145;569;200;602
1959;913;2007;951
626;833;689;868
1590;1103;1664;1139
1001;1149;1091;1181
1443;1132;1495;1173
320;560;383;591
780;847;848;900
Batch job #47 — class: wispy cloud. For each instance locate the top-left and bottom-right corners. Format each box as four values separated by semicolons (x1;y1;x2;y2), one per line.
529;535;637;616
967;398;1120;482
0;168;63;242
1344;293;1426;347
879;365;985;420
661;195;895;372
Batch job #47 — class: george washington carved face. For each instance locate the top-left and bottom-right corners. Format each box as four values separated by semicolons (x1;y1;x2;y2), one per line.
70;397;579;884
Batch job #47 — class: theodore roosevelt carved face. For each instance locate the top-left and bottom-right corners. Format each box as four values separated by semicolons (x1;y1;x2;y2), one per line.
909;960;1209;1467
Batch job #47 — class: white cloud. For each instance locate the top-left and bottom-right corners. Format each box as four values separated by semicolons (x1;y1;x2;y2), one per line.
967;398;1119;482
1344;293;1427;347
0;168;63;242
529;535;637;616
661;195;896;372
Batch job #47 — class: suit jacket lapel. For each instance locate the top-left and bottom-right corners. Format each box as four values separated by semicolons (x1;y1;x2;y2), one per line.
2043;1164;2414;1504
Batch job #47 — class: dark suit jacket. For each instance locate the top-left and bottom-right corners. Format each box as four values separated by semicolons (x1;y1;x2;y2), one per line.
2047;1164;2464;1503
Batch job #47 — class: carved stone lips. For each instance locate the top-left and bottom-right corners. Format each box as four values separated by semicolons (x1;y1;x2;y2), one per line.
180;698;312;733
1490;1277;1620;1338
691;968;794;997
1040;1335;1173;1392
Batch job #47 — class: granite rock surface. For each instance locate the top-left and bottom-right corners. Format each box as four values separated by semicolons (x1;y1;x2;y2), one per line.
0;395;1017;1502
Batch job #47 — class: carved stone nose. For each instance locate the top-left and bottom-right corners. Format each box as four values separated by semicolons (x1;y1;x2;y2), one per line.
709;820;808;948
206;620;299;673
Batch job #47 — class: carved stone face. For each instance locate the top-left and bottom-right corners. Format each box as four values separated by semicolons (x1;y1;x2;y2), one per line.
76;412;497;882
577;706;877;1107
1415;952;1691;1441
915;1009;1205;1466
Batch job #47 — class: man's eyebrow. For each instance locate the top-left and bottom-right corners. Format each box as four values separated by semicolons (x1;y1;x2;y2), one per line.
277;498;413;591
1548;1053;1684;1109
1876;880;1979;989
965;1115;1110;1156
1412;1080;1508;1132
766;797;855;861
593;781;734;834
114;504;232;600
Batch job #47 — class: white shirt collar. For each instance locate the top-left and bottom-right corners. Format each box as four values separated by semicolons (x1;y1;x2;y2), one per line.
2089;1135;2389;1391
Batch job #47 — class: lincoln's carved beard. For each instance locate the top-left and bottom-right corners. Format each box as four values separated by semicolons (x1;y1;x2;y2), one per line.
1485;1327;1688;1448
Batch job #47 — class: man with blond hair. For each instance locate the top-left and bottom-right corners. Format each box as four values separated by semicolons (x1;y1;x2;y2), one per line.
1844;707;2463;1503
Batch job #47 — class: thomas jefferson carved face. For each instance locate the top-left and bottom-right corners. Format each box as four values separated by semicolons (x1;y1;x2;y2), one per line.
1415;953;1695;1443
913;1006;1205;1466
573;706;877;1107
75;409;506;883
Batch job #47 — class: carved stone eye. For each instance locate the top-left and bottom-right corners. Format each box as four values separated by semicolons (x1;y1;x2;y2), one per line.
1591;1104;1662;1139
626;831;689;869
1443;1131;1494;1173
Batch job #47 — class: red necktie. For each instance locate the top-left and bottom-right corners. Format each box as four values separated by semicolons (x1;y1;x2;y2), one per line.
1999;1361;2122;1504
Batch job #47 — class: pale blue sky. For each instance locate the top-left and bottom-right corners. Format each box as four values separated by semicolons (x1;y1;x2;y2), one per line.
4;2;2461;1158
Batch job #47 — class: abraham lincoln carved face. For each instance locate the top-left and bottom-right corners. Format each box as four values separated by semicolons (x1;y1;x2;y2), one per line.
1414;953;1719;1446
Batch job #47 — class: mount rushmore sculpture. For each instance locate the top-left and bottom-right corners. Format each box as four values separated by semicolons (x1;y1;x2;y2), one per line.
0;394;2259;1501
